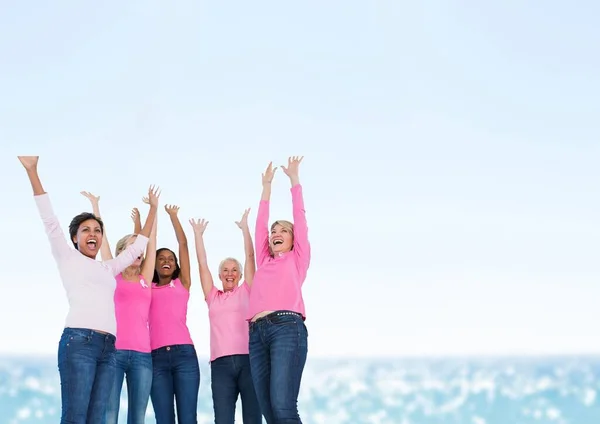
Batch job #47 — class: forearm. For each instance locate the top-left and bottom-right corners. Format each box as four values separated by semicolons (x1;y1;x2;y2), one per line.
261;183;272;201
139;205;158;238
289;175;300;187
26;168;46;196
242;226;254;263
193;231;209;267
133;217;142;234
170;215;188;245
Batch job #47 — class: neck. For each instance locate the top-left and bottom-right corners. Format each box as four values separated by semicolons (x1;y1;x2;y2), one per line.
122;267;139;281
157;276;173;286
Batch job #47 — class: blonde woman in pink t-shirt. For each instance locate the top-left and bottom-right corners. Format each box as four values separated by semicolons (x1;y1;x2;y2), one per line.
189;209;262;424
248;156;311;424
149;204;200;424
82;191;160;424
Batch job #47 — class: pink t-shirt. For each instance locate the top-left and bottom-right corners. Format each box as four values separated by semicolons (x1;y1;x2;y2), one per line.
114;273;152;352
206;282;250;362
149;278;194;350
247;184;311;320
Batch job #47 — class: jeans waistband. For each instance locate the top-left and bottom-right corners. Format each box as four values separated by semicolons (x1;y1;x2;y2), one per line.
152;344;195;354
63;327;116;342
250;310;304;327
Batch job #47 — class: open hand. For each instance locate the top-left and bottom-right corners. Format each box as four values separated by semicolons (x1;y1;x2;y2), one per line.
131;208;140;223
165;204;180;216
235;208;251;230
189;218;209;234
18;156;39;171
80;191;100;205
281;156;304;178
262;162;278;185
147;185;160;207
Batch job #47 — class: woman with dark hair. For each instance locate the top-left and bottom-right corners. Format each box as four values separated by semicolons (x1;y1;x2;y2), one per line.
18;156;157;424
149;204;200;424
81;191;160;424
248;157;311;424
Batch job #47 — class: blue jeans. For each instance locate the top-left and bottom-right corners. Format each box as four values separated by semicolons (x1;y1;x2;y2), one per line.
249;311;308;424
210;354;262;424
57;327;117;424
106;349;153;424
150;344;200;424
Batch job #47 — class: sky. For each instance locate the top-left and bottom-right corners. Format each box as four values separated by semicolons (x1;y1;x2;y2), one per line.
1;1;600;358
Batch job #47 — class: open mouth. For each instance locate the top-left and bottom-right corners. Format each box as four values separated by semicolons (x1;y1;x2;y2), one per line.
225;278;235;283
86;239;97;249
272;239;283;246
161;264;171;270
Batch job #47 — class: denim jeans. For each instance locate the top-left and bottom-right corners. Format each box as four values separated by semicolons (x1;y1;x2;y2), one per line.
150;344;200;424
249;311;308;424
105;349;153;424
210;354;262;424
57;327;117;424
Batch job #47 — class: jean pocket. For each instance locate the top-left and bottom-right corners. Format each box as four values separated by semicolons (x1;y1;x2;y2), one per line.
63;330;92;345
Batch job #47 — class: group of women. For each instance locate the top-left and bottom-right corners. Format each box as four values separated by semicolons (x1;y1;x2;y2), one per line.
18;155;311;424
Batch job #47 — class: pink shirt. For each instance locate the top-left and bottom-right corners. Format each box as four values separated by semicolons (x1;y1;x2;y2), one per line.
206;282;250;361
149;278;194;350
34;193;149;335
247;184;311;320
114;274;152;352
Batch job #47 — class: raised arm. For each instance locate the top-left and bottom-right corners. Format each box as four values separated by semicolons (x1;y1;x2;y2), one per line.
189;218;214;299
165;205;191;290
256;162;277;266
18;156;72;261
81;191;113;261
282;156;311;276
140;196;158;284
105;186;159;276
236;208;256;286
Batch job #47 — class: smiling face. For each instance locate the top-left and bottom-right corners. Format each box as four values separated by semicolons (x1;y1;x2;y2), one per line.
270;220;294;255
155;248;178;281
218;258;242;292
72;218;103;259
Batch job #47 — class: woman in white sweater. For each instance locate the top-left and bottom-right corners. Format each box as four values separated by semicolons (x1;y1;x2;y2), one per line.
18;156;158;424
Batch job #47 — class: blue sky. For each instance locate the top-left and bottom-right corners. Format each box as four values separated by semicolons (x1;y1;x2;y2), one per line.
1;1;599;357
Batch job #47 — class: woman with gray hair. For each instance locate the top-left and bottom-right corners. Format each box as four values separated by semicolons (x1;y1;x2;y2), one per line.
189;209;261;424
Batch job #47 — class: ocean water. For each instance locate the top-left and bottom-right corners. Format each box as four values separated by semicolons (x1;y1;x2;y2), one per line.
0;355;598;424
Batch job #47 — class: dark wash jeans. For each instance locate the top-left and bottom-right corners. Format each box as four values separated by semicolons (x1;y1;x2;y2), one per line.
150;344;200;424
57;327;117;424
106;349;153;424
210;354;262;424
249;311;308;424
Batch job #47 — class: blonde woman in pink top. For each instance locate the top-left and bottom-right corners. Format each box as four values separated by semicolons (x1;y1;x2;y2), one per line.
248;157;311;424
82;190;160;424
149;204;200;424
189;209;261;424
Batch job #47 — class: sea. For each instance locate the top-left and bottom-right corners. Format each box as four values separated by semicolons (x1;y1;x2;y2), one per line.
0;355;598;424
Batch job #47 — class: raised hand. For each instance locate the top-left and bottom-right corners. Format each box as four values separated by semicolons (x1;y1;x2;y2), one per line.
235;208;251;230
80;191;100;205
165;204;180;216
131;208;140;223
262;161;278;185
281;156;304;179
18;156;39;171
147;185;160;207
189;218;209;235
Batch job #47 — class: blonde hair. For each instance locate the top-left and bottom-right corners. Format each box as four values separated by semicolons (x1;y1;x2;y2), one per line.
218;257;243;275
115;234;137;256
269;220;294;256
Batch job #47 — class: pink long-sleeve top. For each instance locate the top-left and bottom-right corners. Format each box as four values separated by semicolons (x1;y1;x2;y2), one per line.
246;184;311;320
35;194;149;336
